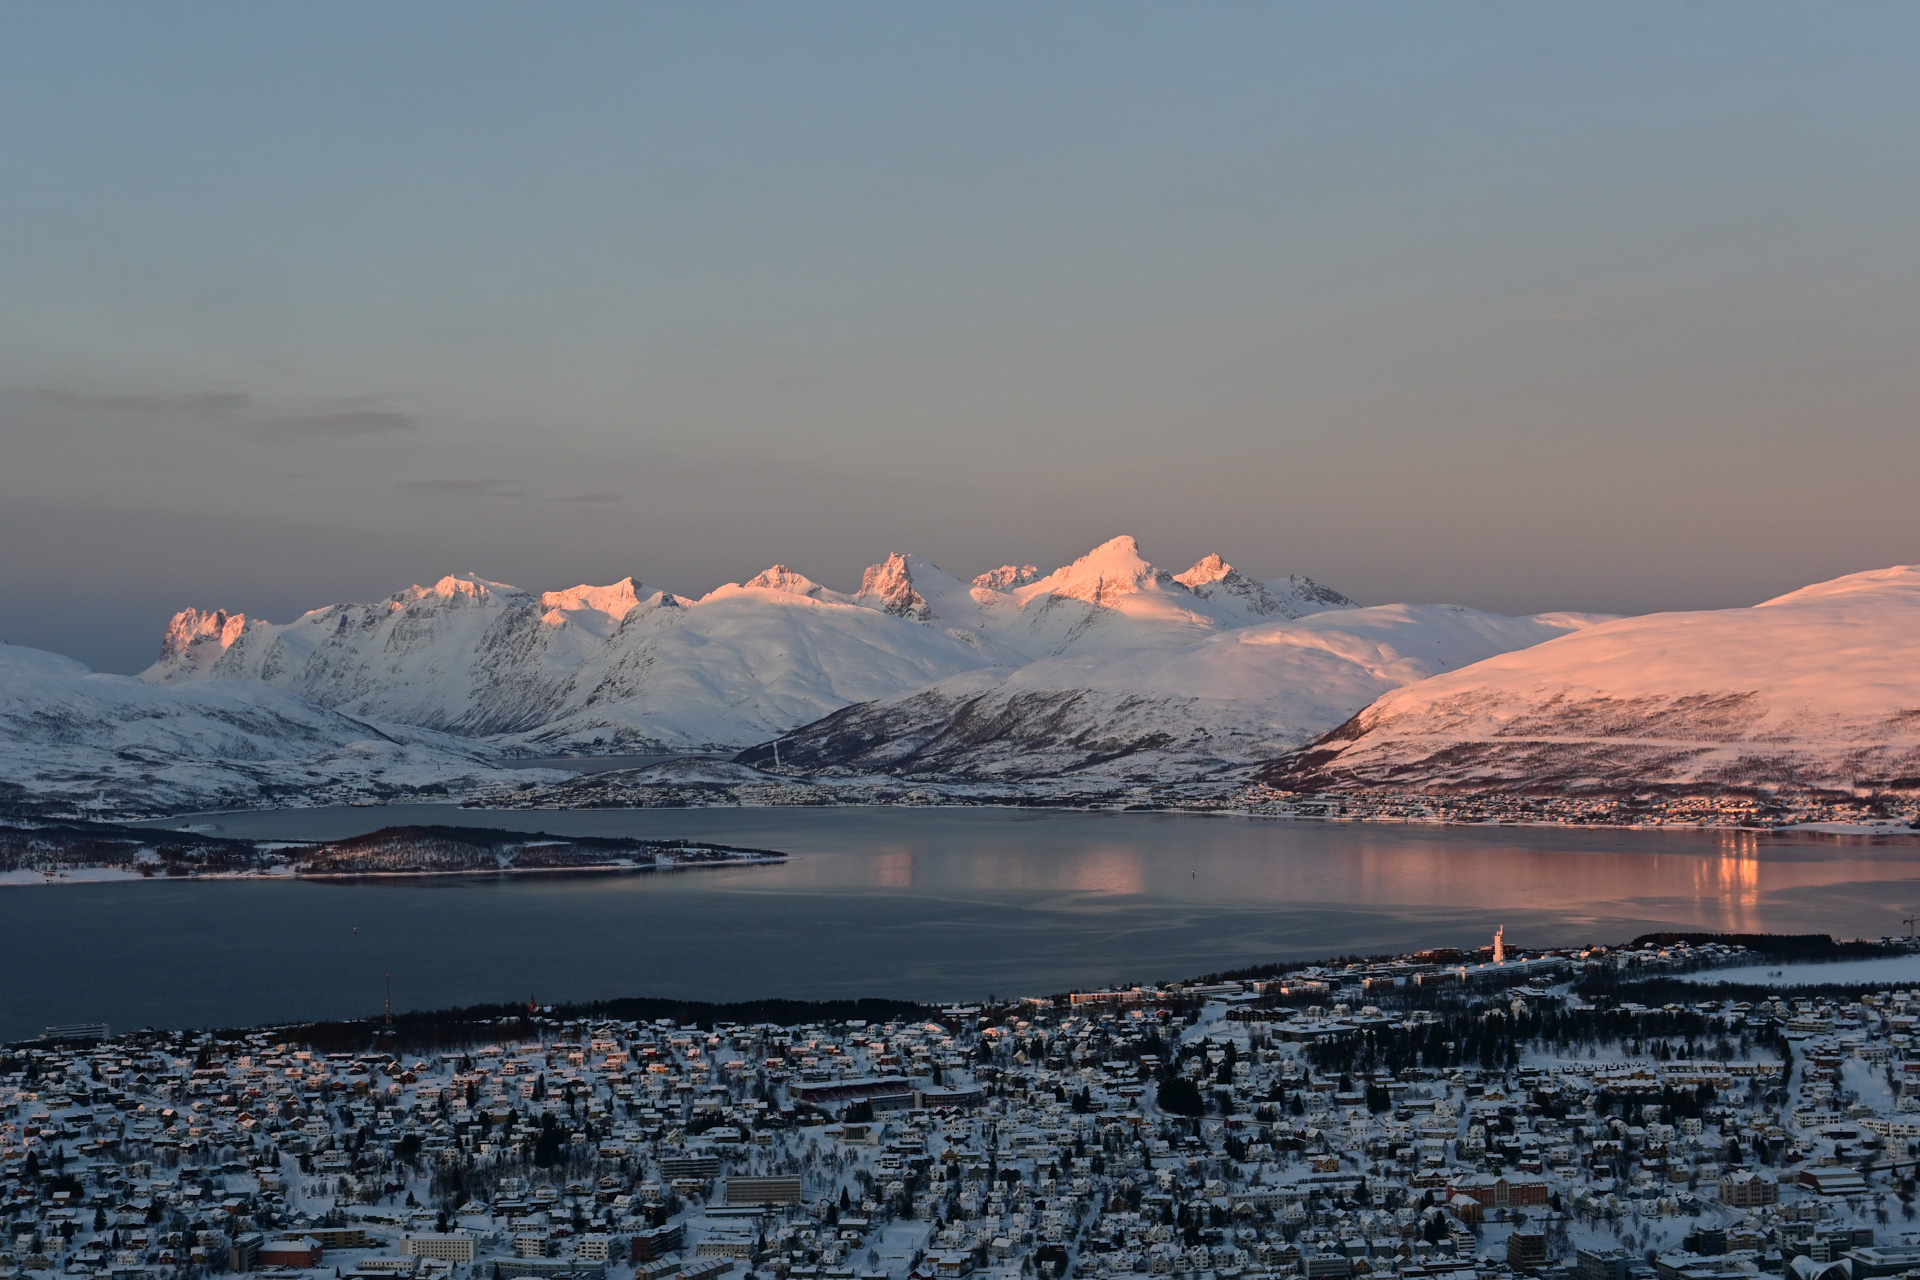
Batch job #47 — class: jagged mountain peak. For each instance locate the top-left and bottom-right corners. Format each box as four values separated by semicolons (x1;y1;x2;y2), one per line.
414;573;526;602
1024;534;1172;604
855;552;936;621
1268;574;1360;612
155;607;255;674
1177;556;1294;618
740;565;827;599
1173;554;1235;588
540;578;647;638
973;564;1042;591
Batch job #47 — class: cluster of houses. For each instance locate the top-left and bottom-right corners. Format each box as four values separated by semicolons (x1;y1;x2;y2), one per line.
5;939;1920;1280
1223;789;1920;832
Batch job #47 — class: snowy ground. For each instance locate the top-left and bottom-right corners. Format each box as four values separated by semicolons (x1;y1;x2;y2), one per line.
1677;954;1920;987
0;866;146;885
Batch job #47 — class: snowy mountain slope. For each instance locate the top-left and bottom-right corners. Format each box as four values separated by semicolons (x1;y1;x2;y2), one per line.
0;641;554;817
737;604;1605;780
148;574;619;737
142;537;1354;752
510;582;1028;751
145;571;1019;749
1260;565;1920;797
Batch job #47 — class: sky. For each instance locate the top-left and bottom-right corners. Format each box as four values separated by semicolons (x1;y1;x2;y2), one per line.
4;4;1919;674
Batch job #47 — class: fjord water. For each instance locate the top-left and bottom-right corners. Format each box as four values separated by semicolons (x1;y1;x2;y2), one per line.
5;806;1919;1041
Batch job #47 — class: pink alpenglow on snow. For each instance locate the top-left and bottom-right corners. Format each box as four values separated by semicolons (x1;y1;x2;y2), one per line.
1264;565;1920;797
138;536;1359;754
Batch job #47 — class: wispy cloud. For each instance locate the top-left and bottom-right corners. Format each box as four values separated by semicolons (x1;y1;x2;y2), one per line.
270;409;417;438
555;491;626;504
32;388;251;415
397;478;525;498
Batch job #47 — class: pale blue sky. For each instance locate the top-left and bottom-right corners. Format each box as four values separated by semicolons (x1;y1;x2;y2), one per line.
4;4;1919;671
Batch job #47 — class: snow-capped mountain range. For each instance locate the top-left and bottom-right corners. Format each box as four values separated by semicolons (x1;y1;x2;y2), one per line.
1261;565;1920;798
142;536;1360;753
16;535;1911;816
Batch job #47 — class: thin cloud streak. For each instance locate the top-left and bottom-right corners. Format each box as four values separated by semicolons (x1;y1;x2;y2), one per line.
397;478;525;497
269;409;417;439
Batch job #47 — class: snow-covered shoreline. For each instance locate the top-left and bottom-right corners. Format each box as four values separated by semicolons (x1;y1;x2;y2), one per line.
0;854;790;887
0;818;790;885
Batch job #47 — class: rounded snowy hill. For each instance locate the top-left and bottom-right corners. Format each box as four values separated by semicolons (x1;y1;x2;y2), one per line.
1262;565;1920;797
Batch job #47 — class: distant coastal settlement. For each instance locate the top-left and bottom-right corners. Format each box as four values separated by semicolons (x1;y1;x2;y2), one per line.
0;823;786;884
7;930;1920;1280
1221;788;1920;834
463;765;1920;835
6;770;1918;848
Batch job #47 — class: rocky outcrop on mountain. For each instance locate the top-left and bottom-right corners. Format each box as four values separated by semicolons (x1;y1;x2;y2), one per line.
1259;565;1920;799
1173;553;1357;621
142;537;1357;753
737;604;1603;780
973;565;1041;591
853;552;936;620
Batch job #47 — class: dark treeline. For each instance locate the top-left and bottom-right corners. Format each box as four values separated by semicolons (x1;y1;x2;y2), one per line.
0;821;788;877
1299;999;1793;1087
296;825;785;857
1579;971;1904;1006
0;820;262;874
1627;932;1893;959
227;994;933;1055
1187;954;1408;986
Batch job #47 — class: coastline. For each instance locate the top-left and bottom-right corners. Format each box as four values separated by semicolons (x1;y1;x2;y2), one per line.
9;787;1915;884
0;818;792;885
0;852;788;887
121;793;1920;838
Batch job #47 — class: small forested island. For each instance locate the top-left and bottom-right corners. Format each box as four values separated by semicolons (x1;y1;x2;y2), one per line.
0;821;785;883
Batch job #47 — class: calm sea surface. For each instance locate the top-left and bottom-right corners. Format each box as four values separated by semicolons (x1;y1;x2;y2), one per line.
4;805;1919;1041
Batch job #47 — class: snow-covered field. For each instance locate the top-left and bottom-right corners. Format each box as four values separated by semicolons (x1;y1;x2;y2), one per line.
1677;954;1920;987
0;866;146;885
